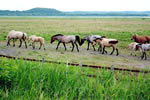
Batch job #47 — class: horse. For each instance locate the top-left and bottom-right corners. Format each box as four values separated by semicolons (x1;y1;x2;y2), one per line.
50;34;81;52
128;42;140;56
6;30;27;48
28;35;46;50
131;34;150;43
136;43;150;60
80;35;103;51
93;38;119;56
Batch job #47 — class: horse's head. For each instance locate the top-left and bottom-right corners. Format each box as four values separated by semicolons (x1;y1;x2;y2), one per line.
136;43;142;50
50;37;55;43
131;34;136;40
50;34;63;44
93;38;102;46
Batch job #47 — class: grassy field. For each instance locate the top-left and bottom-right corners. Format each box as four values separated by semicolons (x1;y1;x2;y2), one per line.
0;17;150;69
0;58;150;99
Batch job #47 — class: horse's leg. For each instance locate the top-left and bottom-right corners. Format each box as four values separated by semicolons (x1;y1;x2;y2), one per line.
104;49;107;54
32;42;35;49
116;48;119;56
39;43;42;49
75;42;79;52
98;44;101;52
102;46;105;54
92;43;96;51
144;52;147;60
19;39;22;48
7;38;10;46
134;51;137;56
71;42;75;52
13;39;15;47
56;41;61;50
24;40;27;48
22;38;27;48
43;44;46;50
141;52;144;59
63;42;67;51
110;46;115;55
87;41;90;50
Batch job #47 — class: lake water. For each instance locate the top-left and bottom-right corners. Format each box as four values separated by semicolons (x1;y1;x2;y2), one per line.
0;16;150;18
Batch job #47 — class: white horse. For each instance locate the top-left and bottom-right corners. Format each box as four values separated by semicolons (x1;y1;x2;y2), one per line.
136;44;150;60
50;34;81;52
28;35;46;50
80;35;104;51
93;38;119;56
128;42;140;56
7;30;27;48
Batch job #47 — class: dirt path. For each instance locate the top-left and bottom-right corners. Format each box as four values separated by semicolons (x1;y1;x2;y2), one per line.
0;41;150;69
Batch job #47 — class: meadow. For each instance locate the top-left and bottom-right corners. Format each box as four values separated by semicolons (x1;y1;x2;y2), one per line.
0;17;150;99
0;17;150;69
0;58;150;99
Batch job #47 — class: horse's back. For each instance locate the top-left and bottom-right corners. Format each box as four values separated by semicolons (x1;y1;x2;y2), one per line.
61;35;75;43
8;30;26;38
142;44;150;50
89;35;101;42
102;38;118;46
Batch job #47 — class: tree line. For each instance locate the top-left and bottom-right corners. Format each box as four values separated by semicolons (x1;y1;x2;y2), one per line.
0;8;149;16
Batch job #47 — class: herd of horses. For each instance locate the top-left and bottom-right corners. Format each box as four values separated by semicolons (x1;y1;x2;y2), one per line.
6;30;150;60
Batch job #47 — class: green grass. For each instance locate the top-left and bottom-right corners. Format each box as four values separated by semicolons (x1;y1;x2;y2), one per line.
0;58;150;99
0;17;150;69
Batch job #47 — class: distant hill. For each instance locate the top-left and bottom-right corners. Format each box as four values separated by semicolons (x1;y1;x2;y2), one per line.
0;7;150;16
0;8;65;16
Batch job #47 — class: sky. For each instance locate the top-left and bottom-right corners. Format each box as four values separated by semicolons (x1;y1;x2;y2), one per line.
0;0;150;11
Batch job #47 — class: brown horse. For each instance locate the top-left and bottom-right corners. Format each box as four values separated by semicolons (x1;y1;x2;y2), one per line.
131;34;150;43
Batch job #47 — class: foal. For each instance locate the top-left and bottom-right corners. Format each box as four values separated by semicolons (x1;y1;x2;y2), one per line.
50;34;81;52
28;35;46;50
80;35;102;51
128;42;140;56
6;30;27;48
93;38;119;56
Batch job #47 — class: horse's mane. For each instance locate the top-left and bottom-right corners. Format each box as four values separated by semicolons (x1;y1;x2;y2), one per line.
52;34;64;37
94;38;102;41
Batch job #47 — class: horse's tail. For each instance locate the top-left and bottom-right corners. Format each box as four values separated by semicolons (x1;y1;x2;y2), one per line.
22;33;27;40
80;39;85;46
75;35;81;46
146;36;150;42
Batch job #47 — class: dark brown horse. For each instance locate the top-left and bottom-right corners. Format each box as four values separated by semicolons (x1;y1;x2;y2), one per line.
131;34;150;43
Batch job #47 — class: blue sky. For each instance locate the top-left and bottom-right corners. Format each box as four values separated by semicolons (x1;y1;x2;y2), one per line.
0;0;149;11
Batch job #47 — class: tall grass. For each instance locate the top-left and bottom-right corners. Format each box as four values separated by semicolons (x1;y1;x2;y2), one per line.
0;58;150;99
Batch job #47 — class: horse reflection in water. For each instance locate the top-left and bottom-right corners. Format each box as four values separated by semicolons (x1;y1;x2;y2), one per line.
50;34;81;52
